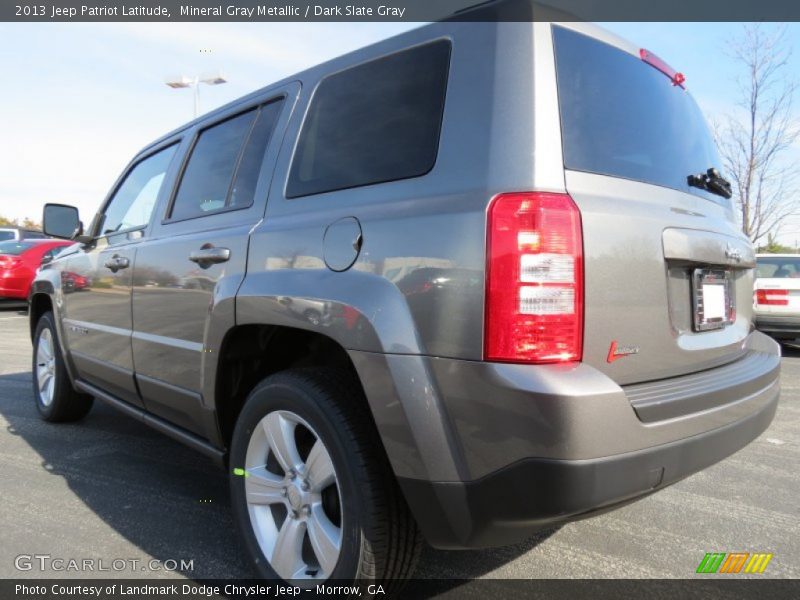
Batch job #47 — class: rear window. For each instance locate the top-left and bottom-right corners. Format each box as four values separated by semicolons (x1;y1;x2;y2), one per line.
756;257;800;279
287;40;451;199
553;26;726;204
0;241;34;255
0;231;15;241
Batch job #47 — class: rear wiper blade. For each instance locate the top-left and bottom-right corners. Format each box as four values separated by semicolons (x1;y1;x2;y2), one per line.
687;168;733;199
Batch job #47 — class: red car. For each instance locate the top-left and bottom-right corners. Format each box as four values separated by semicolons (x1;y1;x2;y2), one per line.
0;239;73;300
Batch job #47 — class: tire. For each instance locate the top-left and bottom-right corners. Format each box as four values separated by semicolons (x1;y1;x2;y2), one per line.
230;368;421;589
32;311;93;422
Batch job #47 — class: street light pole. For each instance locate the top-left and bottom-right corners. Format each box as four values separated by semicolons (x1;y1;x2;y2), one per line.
193;76;199;118
165;72;227;118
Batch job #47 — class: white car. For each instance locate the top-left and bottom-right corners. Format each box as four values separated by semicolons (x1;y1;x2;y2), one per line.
0;227;47;242
754;253;800;341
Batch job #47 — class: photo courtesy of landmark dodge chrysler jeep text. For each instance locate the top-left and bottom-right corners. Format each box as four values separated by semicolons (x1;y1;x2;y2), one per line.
30;10;780;587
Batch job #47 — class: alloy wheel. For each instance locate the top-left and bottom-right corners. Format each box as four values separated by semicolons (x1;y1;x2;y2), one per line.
243;409;342;580
36;328;56;407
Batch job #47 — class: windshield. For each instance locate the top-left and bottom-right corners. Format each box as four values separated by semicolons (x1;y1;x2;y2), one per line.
0;241;35;255
553;26;728;206
756;257;800;279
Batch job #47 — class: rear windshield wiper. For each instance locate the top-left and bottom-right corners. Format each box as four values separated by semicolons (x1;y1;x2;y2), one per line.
687;168;733;199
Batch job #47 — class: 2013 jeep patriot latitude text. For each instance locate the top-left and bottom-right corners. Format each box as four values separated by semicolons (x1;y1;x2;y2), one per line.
31;16;780;586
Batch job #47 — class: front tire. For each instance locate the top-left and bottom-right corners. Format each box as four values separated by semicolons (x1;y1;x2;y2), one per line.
32;311;93;422
229;368;420;587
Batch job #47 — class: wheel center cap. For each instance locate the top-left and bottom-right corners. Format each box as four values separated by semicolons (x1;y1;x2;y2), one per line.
287;484;303;510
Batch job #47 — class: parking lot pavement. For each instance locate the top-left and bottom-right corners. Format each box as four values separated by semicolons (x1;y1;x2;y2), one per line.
0;306;798;581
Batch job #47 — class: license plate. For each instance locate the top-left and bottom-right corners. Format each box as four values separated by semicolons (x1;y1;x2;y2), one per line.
692;269;734;331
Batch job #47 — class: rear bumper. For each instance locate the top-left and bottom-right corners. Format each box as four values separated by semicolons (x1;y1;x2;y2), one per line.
398;392;777;548
352;331;780;549
755;315;800;339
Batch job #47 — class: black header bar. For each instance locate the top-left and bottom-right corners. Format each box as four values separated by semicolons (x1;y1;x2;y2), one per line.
4;0;800;22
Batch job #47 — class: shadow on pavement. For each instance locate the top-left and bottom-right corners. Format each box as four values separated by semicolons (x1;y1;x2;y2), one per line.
0;370;556;586
0;370;250;579
0;302;28;314
781;342;800;358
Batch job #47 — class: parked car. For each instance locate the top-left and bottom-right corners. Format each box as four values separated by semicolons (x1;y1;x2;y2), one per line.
0;226;48;241
61;271;91;293
29;15;779;587
754;253;800;341
0;240;72;301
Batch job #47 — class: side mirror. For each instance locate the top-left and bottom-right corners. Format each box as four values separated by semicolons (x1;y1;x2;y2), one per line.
40;254;53;266
43;203;91;243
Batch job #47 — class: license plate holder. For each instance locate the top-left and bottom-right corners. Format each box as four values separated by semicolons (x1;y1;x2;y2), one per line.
692;268;734;332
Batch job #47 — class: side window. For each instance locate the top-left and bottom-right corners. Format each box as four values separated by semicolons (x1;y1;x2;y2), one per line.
287;40;451;199
169;99;283;221
101;145;177;236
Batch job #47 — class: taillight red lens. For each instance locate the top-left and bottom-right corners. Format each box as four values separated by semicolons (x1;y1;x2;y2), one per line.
485;192;584;363
640;48;686;88
0;255;22;270
756;289;789;306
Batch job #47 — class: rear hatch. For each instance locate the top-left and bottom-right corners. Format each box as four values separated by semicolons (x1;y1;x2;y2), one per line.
553;25;755;385
755;255;800;316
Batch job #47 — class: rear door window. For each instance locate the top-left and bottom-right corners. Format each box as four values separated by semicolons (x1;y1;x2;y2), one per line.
287;40;451;198
169;99;284;221
553;26;726;204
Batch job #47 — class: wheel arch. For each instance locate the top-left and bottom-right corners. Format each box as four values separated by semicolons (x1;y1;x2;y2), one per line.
29;291;54;340
214;324;372;454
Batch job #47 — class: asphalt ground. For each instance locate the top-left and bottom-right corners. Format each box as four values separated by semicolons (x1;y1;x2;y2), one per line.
0;304;798;584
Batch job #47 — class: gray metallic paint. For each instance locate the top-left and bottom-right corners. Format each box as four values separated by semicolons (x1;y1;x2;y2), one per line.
30;20;780;533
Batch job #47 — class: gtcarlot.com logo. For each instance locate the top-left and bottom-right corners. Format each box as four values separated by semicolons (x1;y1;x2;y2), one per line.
15;554;194;573
696;552;773;574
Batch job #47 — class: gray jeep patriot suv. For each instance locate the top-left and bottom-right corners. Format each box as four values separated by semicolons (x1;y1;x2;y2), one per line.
31;18;780;585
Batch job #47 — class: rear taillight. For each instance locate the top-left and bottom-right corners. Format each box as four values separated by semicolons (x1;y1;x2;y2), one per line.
756;289;789;306
0;255;21;270
485;192;584;363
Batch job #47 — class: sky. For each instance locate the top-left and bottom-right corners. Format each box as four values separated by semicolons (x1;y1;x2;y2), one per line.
0;21;798;244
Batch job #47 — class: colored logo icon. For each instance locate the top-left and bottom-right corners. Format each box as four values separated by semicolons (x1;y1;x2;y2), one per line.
696;552;773;574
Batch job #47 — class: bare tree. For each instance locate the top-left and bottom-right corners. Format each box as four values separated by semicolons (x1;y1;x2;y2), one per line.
714;24;800;245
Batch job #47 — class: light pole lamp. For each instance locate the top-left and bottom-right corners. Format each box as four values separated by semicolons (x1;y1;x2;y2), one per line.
165;71;227;118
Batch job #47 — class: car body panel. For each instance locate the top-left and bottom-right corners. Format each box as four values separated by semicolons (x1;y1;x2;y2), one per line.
129;82;299;438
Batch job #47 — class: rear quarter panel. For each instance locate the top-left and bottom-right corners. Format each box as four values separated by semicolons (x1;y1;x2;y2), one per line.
239;22;548;360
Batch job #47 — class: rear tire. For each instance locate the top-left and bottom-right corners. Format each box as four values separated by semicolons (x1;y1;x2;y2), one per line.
32;311;93;422
229;368;421;590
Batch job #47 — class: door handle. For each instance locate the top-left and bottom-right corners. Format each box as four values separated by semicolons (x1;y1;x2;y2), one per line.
189;246;230;268
103;255;130;273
